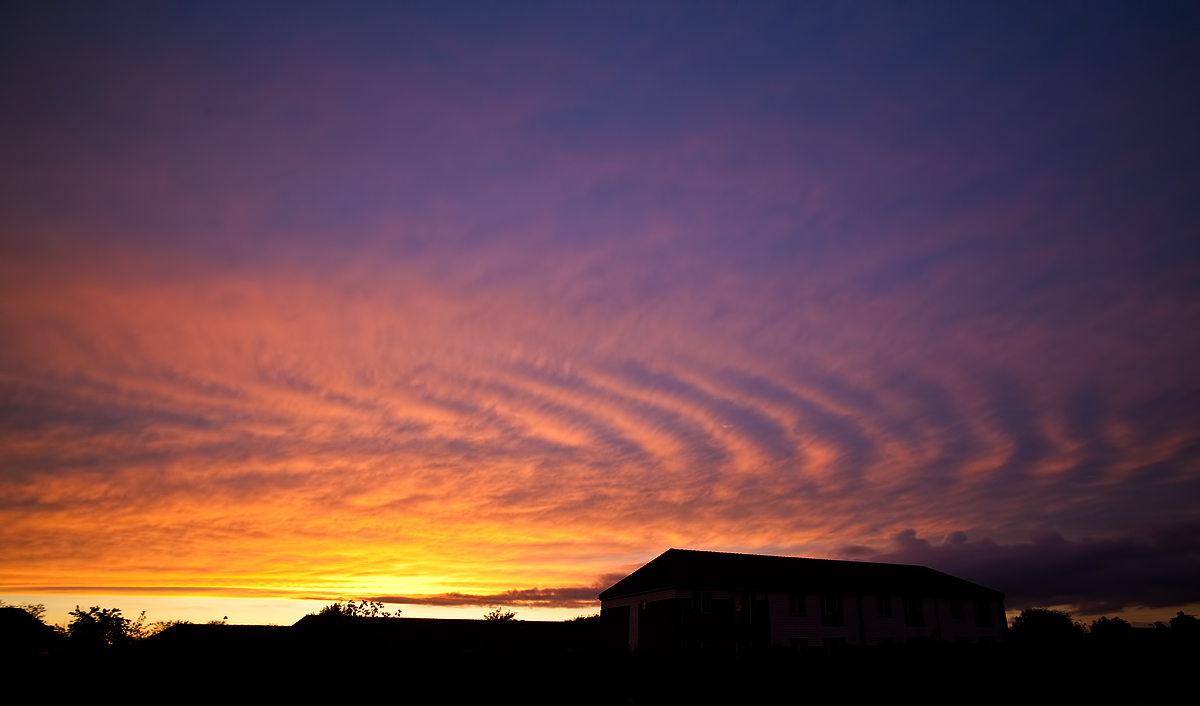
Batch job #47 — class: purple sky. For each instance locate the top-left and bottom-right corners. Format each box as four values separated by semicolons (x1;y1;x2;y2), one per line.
2;2;1198;623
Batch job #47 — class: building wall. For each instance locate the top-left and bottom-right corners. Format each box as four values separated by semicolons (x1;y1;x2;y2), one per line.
767;591;862;646
767;593;1006;647
604;587;1006;652
601;588;680;651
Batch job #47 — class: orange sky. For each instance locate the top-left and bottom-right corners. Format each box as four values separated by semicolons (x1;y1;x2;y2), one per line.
2;3;1198;626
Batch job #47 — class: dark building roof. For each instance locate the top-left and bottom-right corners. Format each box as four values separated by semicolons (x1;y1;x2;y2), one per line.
598;548;1004;601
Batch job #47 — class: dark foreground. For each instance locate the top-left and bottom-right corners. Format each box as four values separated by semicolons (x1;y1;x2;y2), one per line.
4;618;1195;705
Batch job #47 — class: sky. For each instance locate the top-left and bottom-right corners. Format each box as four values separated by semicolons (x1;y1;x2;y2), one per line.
2;1;1199;627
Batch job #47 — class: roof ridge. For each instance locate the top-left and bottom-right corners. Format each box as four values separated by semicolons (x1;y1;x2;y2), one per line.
669;547;922;567
597;547;1005;601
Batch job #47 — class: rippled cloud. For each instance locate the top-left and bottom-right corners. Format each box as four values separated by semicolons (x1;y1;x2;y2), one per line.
1;3;1198;618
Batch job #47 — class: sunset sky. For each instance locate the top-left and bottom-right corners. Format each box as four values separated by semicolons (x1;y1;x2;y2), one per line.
2;2;1199;627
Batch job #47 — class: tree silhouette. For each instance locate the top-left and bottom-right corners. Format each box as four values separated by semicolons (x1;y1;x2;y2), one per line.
65;606;146;649
0;600;47;622
1169;611;1199;642
1009;608;1087;646
314;600;400;618
483;606;517;621
1089;615;1133;645
1169;612;1198;632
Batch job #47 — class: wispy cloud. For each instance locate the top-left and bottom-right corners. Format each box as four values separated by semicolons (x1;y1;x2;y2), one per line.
1;3;1198;616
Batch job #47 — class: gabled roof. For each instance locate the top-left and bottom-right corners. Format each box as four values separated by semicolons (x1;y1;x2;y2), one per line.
598;548;1003;601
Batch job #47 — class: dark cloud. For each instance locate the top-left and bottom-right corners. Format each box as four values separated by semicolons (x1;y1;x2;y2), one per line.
371;573;625;609
866;525;1200;615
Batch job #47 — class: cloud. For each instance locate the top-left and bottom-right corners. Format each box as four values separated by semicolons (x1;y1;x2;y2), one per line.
0;3;1198;619
369;576;625;610
864;525;1200;615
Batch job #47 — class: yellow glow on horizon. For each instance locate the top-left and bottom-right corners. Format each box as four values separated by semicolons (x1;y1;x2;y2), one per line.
2;247;1196;623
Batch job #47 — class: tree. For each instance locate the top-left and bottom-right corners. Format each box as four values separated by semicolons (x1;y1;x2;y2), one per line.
0;605;63;655
1089;615;1133;644
65;606;147;649
1169;611;1198;631
1169;611;1199;640
0;600;47;622
144;619;192;637
314;600;400;618
1009;608;1087;646
483;606;517;621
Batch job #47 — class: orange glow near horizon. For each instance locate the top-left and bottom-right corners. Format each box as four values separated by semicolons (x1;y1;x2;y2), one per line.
2;246;1196;621
3;4;1198;626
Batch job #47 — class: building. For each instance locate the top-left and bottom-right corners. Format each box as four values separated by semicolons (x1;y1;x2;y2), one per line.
598;548;1006;655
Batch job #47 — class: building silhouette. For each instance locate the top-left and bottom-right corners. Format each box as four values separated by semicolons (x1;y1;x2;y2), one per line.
599;548;1006;655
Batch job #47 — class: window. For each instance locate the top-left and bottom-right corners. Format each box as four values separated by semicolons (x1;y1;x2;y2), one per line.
903;596;924;627
789;593;806;616
693;589;711;613
820;594;844;627
974;599;992;627
877;595;892;618
950;597;964;619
